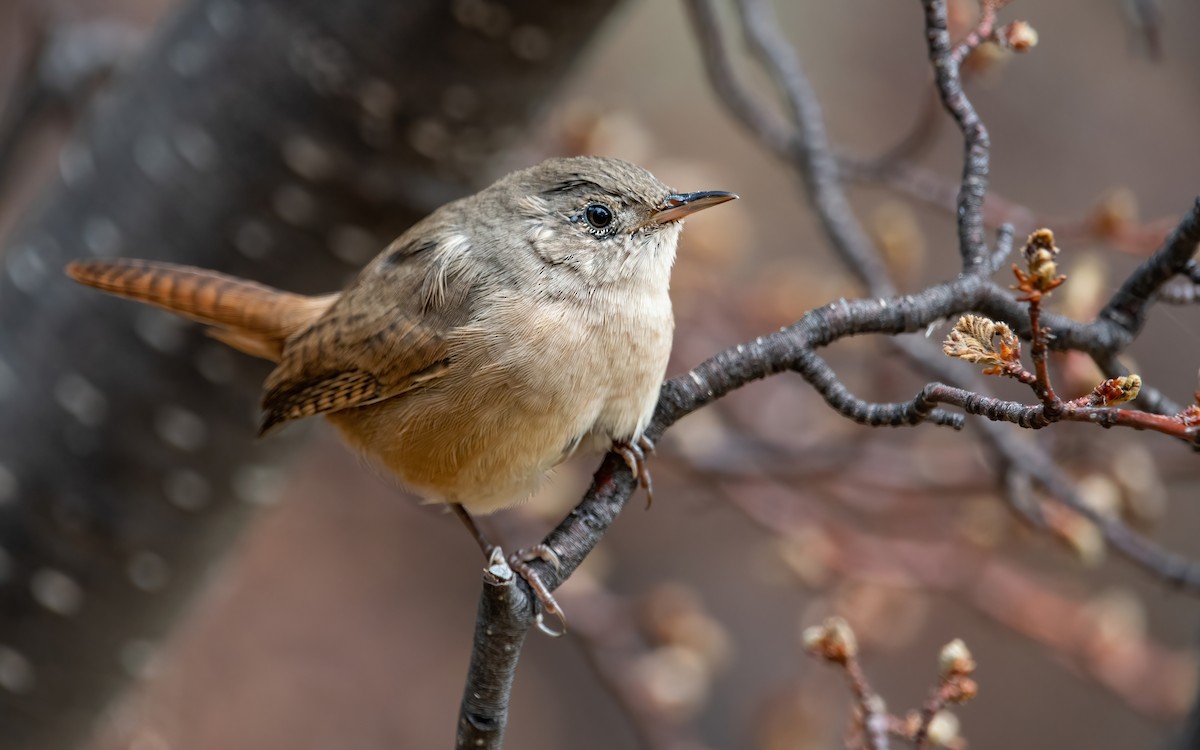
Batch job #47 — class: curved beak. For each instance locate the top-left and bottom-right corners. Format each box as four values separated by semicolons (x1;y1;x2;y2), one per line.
651;190;738;225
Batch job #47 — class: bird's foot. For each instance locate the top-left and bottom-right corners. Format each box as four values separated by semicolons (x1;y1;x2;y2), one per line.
452;504;566;636
613;435;656;509
506;544;566;637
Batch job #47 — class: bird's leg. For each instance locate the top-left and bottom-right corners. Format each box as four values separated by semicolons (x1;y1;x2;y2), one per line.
613;435;656;509
450;503;566;637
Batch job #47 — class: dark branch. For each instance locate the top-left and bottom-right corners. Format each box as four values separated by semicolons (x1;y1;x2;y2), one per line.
1099;197;1200;337
920;0;992;270
456;553;531;750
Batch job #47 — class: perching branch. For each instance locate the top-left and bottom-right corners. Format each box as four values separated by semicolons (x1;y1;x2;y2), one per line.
457;197;1200;745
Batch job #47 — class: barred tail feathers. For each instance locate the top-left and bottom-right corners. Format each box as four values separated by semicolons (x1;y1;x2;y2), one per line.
66;258;333;361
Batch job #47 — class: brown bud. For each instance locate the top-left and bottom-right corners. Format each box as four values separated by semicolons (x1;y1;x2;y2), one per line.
926;711;961;747
1089;375;1142;406
801;616;858;663
1002;20;1038;51
938;638;977;677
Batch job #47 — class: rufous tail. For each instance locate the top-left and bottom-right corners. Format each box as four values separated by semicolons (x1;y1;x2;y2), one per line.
66;259;335;361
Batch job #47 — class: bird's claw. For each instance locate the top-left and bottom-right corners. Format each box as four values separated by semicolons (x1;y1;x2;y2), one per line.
507;544;566;637
614;435;655;509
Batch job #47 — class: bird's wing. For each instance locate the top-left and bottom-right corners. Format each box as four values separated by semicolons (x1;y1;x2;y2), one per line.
259;236;476;433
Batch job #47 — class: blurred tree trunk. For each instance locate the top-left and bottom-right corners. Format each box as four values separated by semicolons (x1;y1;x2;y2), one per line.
0;1;621;747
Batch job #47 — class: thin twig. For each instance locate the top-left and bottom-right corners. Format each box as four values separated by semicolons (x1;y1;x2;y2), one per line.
685;0;894;294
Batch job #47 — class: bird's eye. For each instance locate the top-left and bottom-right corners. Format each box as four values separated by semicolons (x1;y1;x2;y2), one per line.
584;203;613;230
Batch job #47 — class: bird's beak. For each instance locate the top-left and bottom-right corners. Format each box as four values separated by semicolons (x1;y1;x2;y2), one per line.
651;190;738;225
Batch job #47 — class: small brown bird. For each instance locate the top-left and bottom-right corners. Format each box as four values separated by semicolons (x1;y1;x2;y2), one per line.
67;155;736;630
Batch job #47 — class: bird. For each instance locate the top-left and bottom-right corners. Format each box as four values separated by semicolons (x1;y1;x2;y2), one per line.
66;155;737;631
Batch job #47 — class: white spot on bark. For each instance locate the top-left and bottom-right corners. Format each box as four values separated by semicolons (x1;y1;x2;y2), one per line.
357;79;398;148
164;469;211;511
408;118;449;159
84;216;121;256
233;219;273;259
273;184;317;226
453;0;511;36
133;133;176;182
282;135;336;180
59;142;95;186
7;245;47;293
154;405;208;451
328;225;377;265
168;40;209;76
288;34;353;95
0;646;34;694
233;465;284;506
54;372;108;426
127;552;170;592
173;125;219;170
134;309;187;354
30;568;84;616
358;78;398;118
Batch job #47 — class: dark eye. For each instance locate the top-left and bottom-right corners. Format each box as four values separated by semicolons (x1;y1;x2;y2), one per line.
584;203;613;230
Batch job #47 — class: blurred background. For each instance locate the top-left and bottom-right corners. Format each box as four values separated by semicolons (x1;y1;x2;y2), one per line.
2;0;1200;748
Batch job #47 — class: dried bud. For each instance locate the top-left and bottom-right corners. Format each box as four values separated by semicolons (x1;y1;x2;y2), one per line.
1089;375;1142;406
1183;404;1200;427
943;315;1019;374
1019;228;1065;293
926;711;961;747
938;638;976;678
1002;20;1038;51
801;616;858;663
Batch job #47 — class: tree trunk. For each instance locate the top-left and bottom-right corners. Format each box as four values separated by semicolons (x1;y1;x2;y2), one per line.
0;1;621;747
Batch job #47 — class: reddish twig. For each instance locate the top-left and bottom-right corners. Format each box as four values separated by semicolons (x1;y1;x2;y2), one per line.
950;0;1003;64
